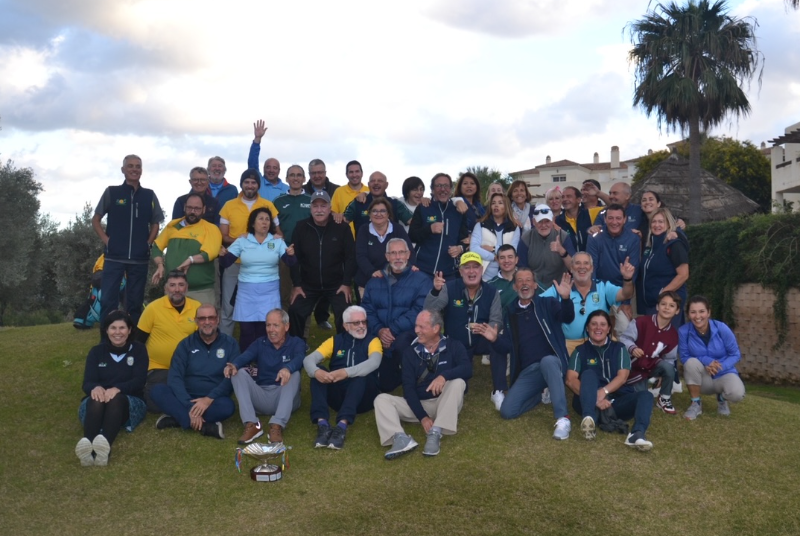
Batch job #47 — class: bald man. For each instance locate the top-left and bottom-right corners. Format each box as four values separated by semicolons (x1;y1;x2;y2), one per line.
249;119;289;201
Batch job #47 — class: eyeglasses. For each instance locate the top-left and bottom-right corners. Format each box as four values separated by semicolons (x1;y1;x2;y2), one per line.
346;320;367;326
532;208;551;215
190;178;209;183
196;315;218;322
185;206;204;212
433;183;451;190
371;209;388;215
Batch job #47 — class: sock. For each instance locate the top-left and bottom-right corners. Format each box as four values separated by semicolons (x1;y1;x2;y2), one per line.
492;390;503;396
691;397;701;403
431;426;442;435
660;395;671;400
337;421;348;430
317;419;329;427
717;394;726;402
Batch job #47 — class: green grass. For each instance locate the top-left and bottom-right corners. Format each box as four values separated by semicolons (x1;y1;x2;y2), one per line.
2;323;800;535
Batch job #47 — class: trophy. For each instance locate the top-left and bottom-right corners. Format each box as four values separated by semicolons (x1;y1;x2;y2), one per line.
235;442;289;482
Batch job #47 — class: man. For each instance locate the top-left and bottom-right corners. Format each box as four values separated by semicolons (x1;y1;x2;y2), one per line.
152;193;222;305
248;119;289;201
362;238;432;393
224;309;305;445
137;270;202;412
554;186;602;252
586;203;641;336
342;171;414;237
273;165;311;308
493;268;575;440
171;167;221;225
92;154;164;327
303;158;339;197
517;204;574;293
331;160;368;216
424;252;505;410
374;310;472;459
218;169;281;336
409;173;469;280
486;245;519;311
288;190;356;338
581;179;603;209
591;182;644;232
206;156;238;207
541;252;635;354
150;304;237;439
304;306;382;450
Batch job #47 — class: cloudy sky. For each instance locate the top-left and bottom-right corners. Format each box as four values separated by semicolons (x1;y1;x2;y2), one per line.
1;0;798;225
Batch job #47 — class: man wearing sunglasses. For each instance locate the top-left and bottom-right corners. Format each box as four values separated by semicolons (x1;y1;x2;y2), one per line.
304;306;382;450
518;203;575;294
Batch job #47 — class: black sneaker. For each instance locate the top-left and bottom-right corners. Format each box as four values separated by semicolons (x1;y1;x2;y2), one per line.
156;414;180;430
328;426;346;450
314;423;332;448
201;421;225;439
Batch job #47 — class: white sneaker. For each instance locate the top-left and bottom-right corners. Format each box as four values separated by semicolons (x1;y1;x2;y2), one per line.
553;417;571;440
581;416;596;440
481;355;491;366
490;390;505;411
541;388;551;404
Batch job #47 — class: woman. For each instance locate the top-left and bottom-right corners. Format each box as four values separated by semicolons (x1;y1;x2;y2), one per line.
507;179;533;231
485;182;506;204
517;204;573;292
620;291;682;415
545;186;563;220
398;176;425;233
470;193;520;281
636;208;689;324
679;295;746;420
222;207;296;351
355;198;414;295
452;172;485;233
76;310;148;466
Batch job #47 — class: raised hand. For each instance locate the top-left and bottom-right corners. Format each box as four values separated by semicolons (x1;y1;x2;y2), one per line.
433;271;446;291
620;256;635;281
253;119;267;142
553;271;573;299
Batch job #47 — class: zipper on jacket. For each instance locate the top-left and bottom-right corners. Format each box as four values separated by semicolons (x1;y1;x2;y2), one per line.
128;190;134;259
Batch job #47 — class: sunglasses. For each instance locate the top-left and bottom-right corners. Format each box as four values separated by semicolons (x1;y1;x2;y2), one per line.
579;297;587;316
532;208;551;216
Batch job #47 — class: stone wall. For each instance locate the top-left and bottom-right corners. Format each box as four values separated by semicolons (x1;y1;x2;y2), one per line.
732;283;800;383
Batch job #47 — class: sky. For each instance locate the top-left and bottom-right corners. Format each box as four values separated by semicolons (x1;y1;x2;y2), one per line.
1;0;798;226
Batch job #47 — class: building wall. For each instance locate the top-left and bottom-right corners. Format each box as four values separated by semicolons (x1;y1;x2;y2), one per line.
770;121;800;212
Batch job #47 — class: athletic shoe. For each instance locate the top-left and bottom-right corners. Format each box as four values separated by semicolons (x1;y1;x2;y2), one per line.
317;321;333;330
541;388;551;405
684;401;703;420
238;421;263;445
328;426;346;450
385;433;419;460
490;390;505;412
75;437;94;467
656;396;677;415
481;355;491;366
581;416;596;440
268;424;284;443
201;421;225;439
717;399;731;416
553;417;571;440
92;435;111;466
625;431;654;451
423;429;442;456
156;414;180;430
314;423;332;448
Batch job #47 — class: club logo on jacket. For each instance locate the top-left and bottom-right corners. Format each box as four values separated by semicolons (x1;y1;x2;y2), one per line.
115;198;128;206
268;242;275;250
216;349;226;359
282;355;291;363
592;293;600;303
426;216;438;223
336;350;346;358
453;299;465;307
127;356;134;366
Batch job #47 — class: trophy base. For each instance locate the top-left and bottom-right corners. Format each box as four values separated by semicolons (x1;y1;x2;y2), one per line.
250;463;282;482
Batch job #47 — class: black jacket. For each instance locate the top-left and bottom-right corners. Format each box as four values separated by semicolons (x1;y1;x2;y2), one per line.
290;216;356;289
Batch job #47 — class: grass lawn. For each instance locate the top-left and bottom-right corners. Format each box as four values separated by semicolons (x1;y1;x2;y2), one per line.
2;323;799;536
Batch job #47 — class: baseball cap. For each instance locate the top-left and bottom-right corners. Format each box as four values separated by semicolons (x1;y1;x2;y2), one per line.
310;190;331;204
460;251;483;266
532;204;553;222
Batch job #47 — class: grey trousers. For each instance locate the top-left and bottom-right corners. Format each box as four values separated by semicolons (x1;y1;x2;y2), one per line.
231;370;301;427
683;358;745;402
220;263;240;336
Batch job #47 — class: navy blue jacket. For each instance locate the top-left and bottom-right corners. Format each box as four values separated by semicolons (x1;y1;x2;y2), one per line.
409;200;468;278
424;279;502;350
345;194;414;236
82;341;149;399
401;336;472;421
354;223;415;288
636;232;688;310
232;334;305;386
97;182;162;262
362;266;432;340
586;228;641;286
555;207;593;252
171;191;221;226
167;331;239;404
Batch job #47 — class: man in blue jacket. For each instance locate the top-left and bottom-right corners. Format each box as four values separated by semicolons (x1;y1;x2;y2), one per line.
150;304;238;439
374;309;473;459
92;154;164;327
362;238;432;393
248;119;289;201
224;309;305;445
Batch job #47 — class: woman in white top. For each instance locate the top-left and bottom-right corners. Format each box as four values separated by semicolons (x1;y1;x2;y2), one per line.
470;193;520;281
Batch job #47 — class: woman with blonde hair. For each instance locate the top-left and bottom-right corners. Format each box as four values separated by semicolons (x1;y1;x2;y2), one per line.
470;193;520;280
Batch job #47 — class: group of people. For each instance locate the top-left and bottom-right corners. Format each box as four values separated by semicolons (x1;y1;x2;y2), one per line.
74;129;746;465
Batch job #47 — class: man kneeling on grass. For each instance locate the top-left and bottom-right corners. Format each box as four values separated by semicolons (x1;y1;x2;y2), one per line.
304;305;382;450
374;309;472;459
565;310;655;451
224;309;305;445
150;304;238;439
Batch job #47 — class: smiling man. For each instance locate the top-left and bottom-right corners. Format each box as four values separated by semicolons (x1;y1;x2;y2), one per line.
171;167;221;225
331;160;369;217
247;119;289;201
206;156;238;207
343;171;414;237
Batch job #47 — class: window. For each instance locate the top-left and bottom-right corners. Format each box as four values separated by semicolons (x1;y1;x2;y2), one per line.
552;175;566;182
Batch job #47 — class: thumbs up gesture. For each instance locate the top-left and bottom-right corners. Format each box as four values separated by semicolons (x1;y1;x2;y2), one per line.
550;234;565;256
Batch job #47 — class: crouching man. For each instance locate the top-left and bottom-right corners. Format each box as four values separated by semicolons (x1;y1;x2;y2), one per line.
374;310;473;459
305;306;382;450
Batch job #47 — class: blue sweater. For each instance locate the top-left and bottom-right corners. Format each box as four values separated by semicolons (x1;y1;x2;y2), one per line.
354;223;415;288
679;320;741;379
362;266;432;339
167;331;239;404
232;335;305;386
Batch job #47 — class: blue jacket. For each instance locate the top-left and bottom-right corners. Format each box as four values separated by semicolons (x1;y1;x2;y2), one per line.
167;331;239;404
496;295;575;385
594;203;645;233
208;180;238;207
98;182;162;262
248;142;290;201
362;265;432;341
328;332;375;372
401;336;472;421
232;334;305;386
636;232;688;310
555;207;593;252
586;228;641;286
354;223;415;288
424;279;502;350
409;200;468;278
679;320;741;378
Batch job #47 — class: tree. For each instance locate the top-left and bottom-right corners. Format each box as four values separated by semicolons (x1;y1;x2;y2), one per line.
460;166;513;201
627;0;763;224
52;203;105;312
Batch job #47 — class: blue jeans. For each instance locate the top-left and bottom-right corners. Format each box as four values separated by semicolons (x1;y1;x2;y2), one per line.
149;384;235;429
470;337;508;392
100;260;148;327
572;368;653;434
500;355;568;420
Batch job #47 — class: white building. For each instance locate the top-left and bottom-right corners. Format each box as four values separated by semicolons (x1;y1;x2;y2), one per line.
770;121;800;212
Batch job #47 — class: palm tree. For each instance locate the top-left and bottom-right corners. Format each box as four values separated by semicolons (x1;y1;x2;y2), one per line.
627;0;762;224
788;0;799;10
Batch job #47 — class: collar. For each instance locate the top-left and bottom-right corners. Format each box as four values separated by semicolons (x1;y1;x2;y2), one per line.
368;221;394;238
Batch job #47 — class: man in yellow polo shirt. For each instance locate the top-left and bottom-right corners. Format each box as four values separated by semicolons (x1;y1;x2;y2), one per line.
138;270;202;412
331;160;368;235
218;168;281;336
